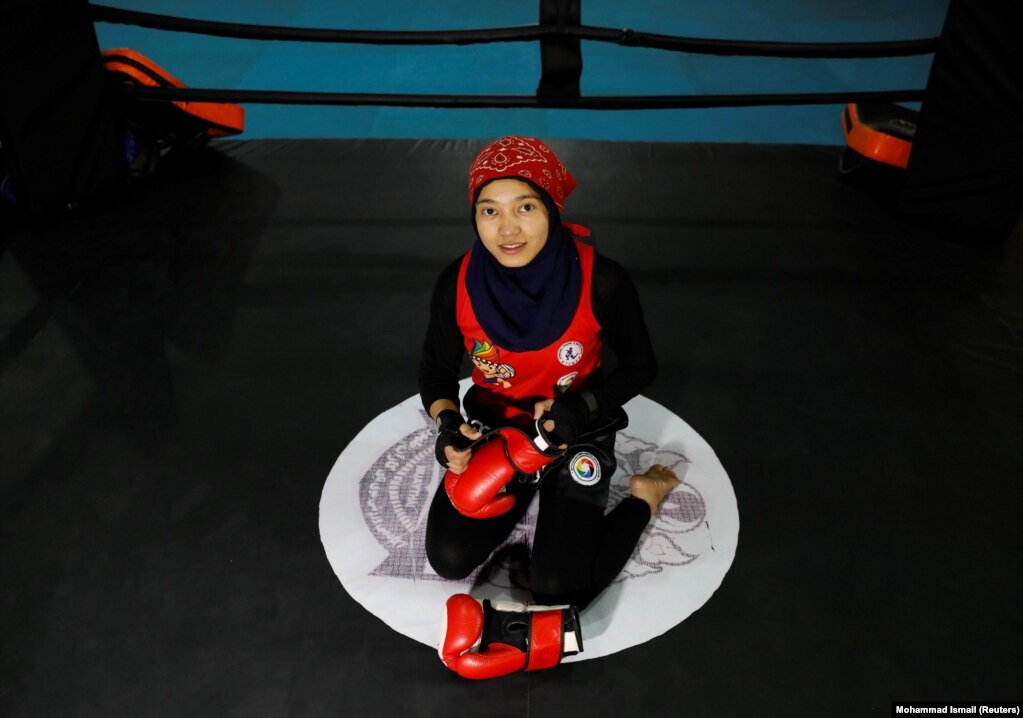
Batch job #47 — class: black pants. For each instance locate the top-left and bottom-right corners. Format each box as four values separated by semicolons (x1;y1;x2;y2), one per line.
425;430;651;611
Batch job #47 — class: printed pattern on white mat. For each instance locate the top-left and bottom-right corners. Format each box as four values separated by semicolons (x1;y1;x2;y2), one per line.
320;381;738;660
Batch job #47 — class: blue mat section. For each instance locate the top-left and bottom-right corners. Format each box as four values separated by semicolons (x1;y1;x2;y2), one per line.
94;0;950;143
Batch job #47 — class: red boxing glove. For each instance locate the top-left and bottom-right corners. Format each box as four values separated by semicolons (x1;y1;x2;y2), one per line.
443;425;561;519
438;594;583;680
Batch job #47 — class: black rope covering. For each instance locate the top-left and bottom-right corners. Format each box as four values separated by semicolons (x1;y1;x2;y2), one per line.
569;26;938;59
115;85;926;109
89;4;938;58
89;4;547;46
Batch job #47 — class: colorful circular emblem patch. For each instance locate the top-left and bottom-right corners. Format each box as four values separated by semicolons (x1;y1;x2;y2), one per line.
320;380;739;661
570;451;601;485
558;341;583;366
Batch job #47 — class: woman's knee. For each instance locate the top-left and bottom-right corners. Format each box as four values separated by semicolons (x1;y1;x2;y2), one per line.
425;535;479;580
529;559;586;603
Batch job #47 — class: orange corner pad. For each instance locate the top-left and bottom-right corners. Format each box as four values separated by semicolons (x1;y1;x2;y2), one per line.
841;102;917;170
101;48;244;139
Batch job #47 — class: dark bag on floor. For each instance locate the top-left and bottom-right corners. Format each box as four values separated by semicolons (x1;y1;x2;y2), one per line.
0;0;122;213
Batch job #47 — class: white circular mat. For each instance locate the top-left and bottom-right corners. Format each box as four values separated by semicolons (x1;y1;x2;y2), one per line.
320;380;738;660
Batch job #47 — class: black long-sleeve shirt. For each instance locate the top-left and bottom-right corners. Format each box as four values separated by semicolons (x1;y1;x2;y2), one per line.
419;250;657;417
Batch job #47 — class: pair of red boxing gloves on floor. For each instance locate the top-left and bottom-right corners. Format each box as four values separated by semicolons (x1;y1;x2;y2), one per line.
439;594;583;680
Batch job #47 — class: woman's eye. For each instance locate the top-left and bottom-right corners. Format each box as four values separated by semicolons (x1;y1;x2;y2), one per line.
520;203;535;212
480;207;496;217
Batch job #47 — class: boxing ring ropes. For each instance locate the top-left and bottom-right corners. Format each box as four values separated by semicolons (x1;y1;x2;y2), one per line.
88;2;938;112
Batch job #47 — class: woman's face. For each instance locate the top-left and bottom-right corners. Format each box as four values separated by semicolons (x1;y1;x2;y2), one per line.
474;179;550;268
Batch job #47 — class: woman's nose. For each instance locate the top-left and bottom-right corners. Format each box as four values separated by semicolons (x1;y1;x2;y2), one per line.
498;216;519;236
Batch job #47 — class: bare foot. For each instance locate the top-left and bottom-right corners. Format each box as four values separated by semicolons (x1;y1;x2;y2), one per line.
630;464;681;514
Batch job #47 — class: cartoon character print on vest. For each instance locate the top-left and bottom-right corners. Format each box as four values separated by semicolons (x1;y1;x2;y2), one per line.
470;339;516;389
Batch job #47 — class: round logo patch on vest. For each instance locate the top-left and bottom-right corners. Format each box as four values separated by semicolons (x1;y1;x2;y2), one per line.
558;341;583;366
556;372;578;391
570;451;601;485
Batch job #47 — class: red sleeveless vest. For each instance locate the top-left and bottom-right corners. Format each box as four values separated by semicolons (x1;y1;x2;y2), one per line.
456;239;603;424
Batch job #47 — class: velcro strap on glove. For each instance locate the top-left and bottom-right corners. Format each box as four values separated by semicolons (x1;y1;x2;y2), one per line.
438;594;582;679
444;426;562;519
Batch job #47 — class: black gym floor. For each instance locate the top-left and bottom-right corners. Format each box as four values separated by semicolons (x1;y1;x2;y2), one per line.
2;139;1021;716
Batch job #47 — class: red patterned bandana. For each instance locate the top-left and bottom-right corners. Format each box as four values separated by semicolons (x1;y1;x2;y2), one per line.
468;136;577;212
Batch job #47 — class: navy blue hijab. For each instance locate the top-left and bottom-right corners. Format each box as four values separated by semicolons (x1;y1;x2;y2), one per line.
465;179;582;352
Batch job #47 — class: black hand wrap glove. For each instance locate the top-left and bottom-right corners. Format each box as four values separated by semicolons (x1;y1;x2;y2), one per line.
435;409;471;467
547;391;601;446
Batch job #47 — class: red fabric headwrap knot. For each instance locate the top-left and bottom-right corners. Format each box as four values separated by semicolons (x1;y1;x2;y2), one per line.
468;136;577;213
